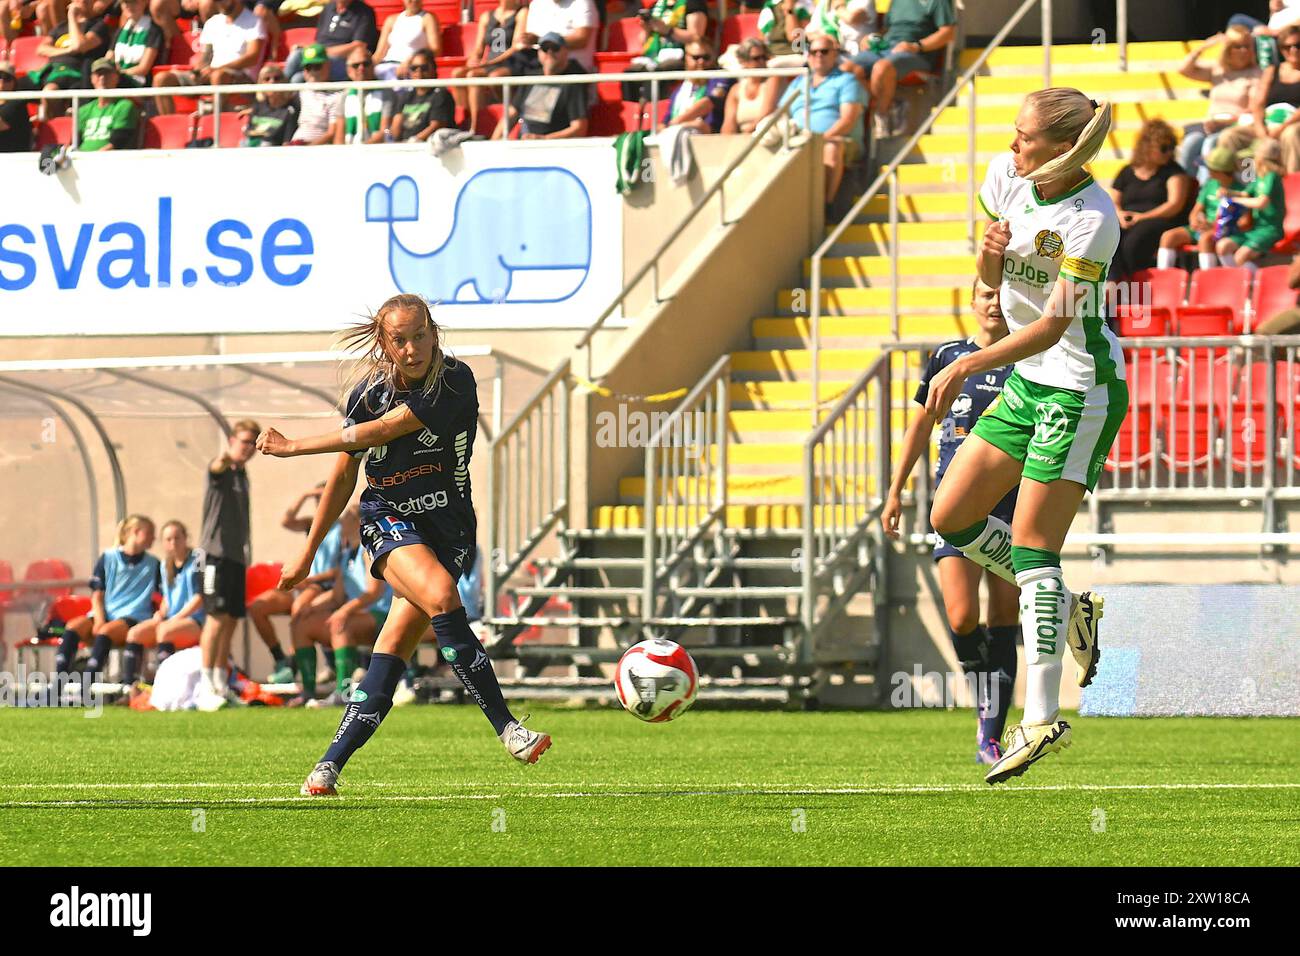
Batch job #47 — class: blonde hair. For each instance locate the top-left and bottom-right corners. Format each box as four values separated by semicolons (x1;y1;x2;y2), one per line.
1254;138;1283;176
338;294;450;418
1022;87;1112;186
117;514;155;546
1220;24;1258;70
160;519;189;587
231;418;261;437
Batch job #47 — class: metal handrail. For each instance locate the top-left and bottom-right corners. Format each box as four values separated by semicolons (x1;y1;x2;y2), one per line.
571;77;809;376
642;353;730;619
807;0;1045;427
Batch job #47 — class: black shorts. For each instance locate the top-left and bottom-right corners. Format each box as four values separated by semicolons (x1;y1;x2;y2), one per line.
201;555;246;619
360;513;474;585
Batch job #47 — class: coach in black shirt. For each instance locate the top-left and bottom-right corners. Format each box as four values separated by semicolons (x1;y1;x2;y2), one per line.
288;0;379;82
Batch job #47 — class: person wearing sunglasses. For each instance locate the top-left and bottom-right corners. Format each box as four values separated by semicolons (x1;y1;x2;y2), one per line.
1216;23;1300;172
661;40;731;133
339;50;393;144
1176;26;1261;181
387;52;455;142
1106;119;1195;282
242;64;298;146
778;33;865;206
721;37;779;135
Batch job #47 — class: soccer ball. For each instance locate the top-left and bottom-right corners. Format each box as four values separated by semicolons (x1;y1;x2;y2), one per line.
613;639;698;722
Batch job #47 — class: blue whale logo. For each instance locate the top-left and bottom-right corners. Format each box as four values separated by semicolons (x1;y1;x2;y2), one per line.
365;168;593;304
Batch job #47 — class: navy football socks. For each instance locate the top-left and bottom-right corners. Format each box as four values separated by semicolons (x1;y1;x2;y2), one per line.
156;641;176;666
432;607;514;735
85;635;112;676
984;625;1019;743
121;644;144;685
321;652;404;770
55;631;81;674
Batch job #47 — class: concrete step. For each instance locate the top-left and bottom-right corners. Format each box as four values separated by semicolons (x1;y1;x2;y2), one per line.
954;70;1205;101
776;286;968;316
892;157;1125;191
591;503;878;531
805;253;976;289
752;315;977;346
930;98;1206;134
957;41;1197;74
909;127;1171;165
730;347;891;380
619;474;885;504
730;379;911;409
855;192;984;222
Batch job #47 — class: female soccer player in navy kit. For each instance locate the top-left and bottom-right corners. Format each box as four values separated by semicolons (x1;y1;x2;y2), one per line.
256;294;550;796
882;279;1020;766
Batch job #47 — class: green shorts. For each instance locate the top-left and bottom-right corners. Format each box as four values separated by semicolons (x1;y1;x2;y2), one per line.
970;370;1129;491
1239;226;1284;253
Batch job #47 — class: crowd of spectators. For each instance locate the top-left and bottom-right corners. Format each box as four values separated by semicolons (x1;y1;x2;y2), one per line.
0;0;958;205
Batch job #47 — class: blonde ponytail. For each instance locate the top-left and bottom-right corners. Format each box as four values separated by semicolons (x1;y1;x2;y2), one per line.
337;294;449;418
116;514;155;547
1023;88;1112;186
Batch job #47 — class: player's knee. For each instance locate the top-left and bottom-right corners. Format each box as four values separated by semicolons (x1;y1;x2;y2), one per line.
945;605;980;636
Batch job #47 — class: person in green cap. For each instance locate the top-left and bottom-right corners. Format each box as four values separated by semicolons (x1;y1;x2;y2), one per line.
1157;145;1244;272
78;57;140;151
1219;137;1287;268
290;44;344;145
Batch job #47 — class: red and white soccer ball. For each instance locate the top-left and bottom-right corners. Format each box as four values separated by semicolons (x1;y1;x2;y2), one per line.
614;639;699;722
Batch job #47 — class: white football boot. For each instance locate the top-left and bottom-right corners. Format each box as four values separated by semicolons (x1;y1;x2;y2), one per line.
300;761;342;796
985;719;1072;785
500;718;552;765
1067;591;1104;688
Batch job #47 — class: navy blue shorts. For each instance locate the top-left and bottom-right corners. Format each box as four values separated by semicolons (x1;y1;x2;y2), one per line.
360;513;475;585
933;488;1018;563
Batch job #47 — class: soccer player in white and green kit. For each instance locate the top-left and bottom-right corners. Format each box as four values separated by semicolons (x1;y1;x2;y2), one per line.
925;88;1127;784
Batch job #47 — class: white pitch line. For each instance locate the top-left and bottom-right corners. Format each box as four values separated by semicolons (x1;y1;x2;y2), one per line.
0;781;1297;808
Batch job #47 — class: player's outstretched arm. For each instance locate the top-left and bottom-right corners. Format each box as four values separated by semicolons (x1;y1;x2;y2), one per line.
279;454;360;591
881;407;937;540
256;405;426;459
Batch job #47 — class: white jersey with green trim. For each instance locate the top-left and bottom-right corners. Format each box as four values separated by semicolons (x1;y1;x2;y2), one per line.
978;152;1126;392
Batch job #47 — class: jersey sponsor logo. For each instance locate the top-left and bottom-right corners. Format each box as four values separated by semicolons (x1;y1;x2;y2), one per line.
453;430;469;494
356;710;382;729
1033;401;1069;446
950;394;973;417
394;489;450;515
417;428;438;447
1027;450;1059;464
366;461;443;489
1003;256;1051;288
369;444;388;463
441;646;458;663
1034;229;1064;259
469;648;489;672
452;546;469;568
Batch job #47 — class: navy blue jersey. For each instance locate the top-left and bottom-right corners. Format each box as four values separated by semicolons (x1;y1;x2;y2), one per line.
914;338;1014;483
344;357;478;546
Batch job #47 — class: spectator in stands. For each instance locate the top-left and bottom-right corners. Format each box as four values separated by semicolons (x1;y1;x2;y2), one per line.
512;0;597;73
286;0;378;83
388;50;454;141
374;0;440;81
661;38;731;133
0;61;33;152
57;515;161;681
111;0;167;88
150;1;213;48
721;37;779;134
1107;119;1195;280
289;44;345;144
847;0;955;139
1229;1;1300;39
241;62;298;145
1177;27;1261;181
1220;138;1286;269
154;0;265;115
339;50;393;143
195;418;259;711
452;0;527;134
79;57;141;149
1217;24;1300;171
757;0;812;69
781;32;864;207
497;31;589;139
1157;146;1242;273
120;519;205;688
620;0;710;101
246;483;337;682
31;0;112;118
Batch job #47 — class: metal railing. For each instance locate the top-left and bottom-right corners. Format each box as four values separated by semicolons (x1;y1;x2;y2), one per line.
800;352;890;651
808;0;1134;426
642;353;730;619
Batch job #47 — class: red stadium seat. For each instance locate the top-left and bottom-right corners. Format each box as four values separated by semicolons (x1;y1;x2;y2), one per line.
1105;403;1156;473
604;16;644;54
1161;405;1216;472
1237;360;1300;408
589;98;648;136
244;562;283;607
596;52;634;100
195;111;248;147
1125;352;1176;409
34;116;73;149
1115;303;1169;337
278;26;318;61
9;36;46;75
720;13;761;49
1272;172;1300;254
1225;400;1281;473
441;21;477;59
1175;306;1233;338
50;594;92;622
17;558;74;611
142;113;195;149
0;560;13;610
1249;264;1296;332
165;28;200;67
1174;348;1237;420
475;101;504;138
1181;266;1250;334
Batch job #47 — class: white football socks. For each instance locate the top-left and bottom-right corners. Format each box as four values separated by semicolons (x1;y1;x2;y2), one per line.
1016;566;1070;725
1198;252;1218;271
951;515;1016;585
1156;247;1177;269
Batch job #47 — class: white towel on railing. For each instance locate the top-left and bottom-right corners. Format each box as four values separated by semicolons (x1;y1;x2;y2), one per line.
653;125;696;185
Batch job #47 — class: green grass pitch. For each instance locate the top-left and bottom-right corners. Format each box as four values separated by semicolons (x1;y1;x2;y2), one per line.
1;707;1296;866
